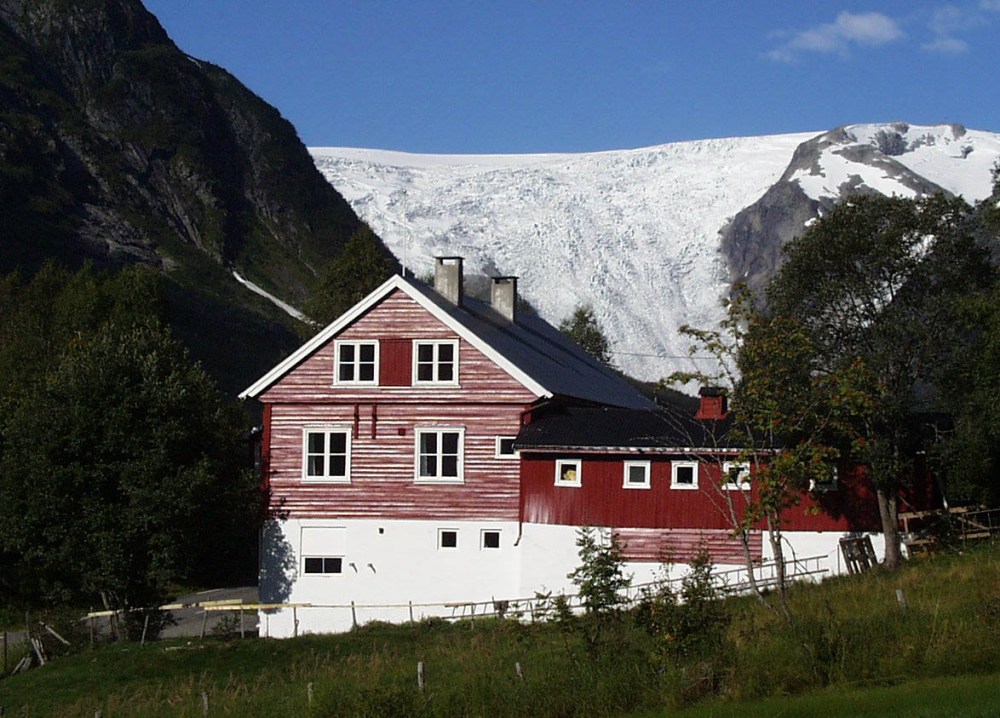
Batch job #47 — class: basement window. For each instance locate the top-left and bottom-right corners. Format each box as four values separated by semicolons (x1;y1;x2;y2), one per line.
481;530;501;549
439;529;458;549
671;461;698;490
303;557;343;575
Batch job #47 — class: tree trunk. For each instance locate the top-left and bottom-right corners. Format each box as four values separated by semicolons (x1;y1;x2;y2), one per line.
766;515;792;621
876;487;904;570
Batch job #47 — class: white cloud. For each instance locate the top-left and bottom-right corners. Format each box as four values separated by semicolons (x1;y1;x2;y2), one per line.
922;36;970;53
767;11;904;62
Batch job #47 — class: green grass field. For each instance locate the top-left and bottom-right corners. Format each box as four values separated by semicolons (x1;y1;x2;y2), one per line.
2;542;1000;717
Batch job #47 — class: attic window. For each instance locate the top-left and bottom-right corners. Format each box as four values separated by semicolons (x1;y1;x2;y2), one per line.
413;340;459;385
335;341;378;385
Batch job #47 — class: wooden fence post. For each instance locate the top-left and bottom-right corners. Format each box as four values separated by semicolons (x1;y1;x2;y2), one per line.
201;691;209;716
515;662;524;682
307;681;314;707
409;600;414;623
3;630;7;675
200;611;209;640
417;661;425;691
140;613;150;646
351;601;357;629
240;610;246;639
896;588;909;610
293;607;299;638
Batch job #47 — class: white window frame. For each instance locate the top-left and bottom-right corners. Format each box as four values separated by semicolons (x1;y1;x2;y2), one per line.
671;461;699;490
333;340;379;386
302;556;344;575
302;427;352;483
810;466;839;492
481;529;501;550
495;436;518;459
721;461;751;491
438;528;459;550
555;458;582;488
414;427;465;484
623;460;651;489
412;339;460;386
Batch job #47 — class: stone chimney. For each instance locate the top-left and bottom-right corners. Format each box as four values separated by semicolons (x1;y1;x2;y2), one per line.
695;386;729;420
434;256;464;306
490;276;518;322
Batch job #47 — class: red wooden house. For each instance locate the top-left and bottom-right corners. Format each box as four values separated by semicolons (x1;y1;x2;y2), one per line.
242;257;899;636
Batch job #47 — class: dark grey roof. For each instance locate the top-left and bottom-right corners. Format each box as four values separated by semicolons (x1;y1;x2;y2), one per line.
514;403;742;452
404;277;656;410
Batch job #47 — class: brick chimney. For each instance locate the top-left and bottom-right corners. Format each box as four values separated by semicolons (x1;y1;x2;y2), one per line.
490;276;518;322
434;256;464;306
695;386;729;420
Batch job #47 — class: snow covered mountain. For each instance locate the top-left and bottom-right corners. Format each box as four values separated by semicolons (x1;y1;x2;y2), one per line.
310;123;1000;382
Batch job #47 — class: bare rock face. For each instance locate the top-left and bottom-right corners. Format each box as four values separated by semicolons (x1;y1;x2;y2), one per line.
720;125;949;299
0;0;370;305
0;0;397;393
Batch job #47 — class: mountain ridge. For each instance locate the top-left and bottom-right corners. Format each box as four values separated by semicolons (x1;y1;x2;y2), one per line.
310;123;1000;381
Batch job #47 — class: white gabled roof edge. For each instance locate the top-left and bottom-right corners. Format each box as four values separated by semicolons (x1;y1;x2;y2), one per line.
239;274;551;400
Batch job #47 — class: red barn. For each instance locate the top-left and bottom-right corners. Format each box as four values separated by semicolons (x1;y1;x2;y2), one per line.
242;258;908;636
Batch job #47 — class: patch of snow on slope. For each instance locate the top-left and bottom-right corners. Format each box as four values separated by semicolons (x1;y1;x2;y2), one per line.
311;134;814;381
233;271;310;323
794;123;1000;203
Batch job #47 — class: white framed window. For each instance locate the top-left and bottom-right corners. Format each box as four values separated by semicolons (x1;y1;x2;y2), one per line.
413;339;459;385
810;466;839;492
302;428;352;483
481;529;501;550
495;436;518;459
671;461;698;490
303;556;343;575
334;340;378;385
623;461;651;489
415;428;465;483
438;529;458;550
721;461;751;491
555;459;582;487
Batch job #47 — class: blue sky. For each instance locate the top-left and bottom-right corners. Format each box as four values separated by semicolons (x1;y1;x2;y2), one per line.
142;1;1000;153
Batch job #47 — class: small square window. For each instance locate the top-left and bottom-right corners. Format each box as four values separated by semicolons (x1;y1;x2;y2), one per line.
555;459;582;487
303;556;343;574
623;461;651;489
495;436;518;459
482;530;501;549
722;462;751;491
671;461;698;490
810;467;839;492
439;529;458;549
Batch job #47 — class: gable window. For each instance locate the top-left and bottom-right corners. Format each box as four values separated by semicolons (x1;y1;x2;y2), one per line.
335;341;378;385
303;556;343;574
439;529;458;549
555;459;582;487
413;340;458;385
303;428;352;483
415;428;464;483
671;461;698;490
623;461;651;489
721;461;751;491
481;529;501;549
495;436;518;459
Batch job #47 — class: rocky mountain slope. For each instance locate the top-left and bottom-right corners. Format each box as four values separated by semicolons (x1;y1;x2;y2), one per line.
311;123;1000;381
0;0;387;393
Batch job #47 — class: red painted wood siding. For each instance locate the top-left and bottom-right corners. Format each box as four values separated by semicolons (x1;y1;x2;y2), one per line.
259;289;537;521
614;528;762;565
519;454;883;533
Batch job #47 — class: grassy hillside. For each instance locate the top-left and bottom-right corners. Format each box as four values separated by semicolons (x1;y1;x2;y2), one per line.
2;542;999;717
